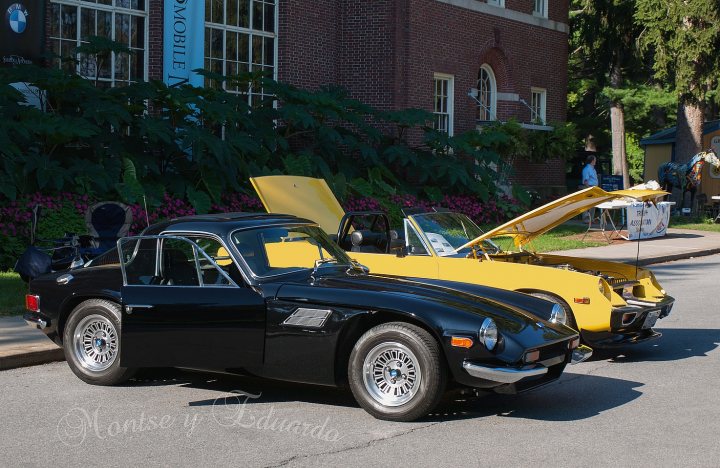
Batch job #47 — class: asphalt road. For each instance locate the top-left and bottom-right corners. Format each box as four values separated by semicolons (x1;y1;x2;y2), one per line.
2;255;719;467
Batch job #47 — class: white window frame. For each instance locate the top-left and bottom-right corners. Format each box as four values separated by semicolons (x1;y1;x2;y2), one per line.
530;87;547;124
48;0;150;86
477;64;497;122
433;72;454;136
486;0;505;7
204;0;278;104
533;0;548;18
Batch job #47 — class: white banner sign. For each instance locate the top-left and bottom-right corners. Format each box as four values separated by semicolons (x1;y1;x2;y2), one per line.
626;202;672;240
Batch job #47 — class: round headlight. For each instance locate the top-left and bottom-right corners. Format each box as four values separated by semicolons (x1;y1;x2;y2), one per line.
479;317;498;351
549;303;567;325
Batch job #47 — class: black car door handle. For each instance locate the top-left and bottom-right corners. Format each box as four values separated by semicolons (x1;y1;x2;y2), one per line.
125;304;154;314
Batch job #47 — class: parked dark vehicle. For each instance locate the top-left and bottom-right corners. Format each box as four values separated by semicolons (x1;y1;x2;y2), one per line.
24;213;590;421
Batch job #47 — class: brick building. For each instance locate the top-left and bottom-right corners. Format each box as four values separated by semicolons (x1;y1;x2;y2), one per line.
37;0;569;190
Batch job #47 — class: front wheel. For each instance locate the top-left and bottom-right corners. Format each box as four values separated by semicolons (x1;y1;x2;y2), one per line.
63;299;136;385
348;322;446;421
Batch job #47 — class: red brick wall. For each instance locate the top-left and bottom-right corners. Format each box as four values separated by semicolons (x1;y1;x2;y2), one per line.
277;0;341;90
275;0;570;189
148;0;163;81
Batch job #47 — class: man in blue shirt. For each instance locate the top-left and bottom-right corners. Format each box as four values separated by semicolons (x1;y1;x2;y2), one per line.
582;155;599;223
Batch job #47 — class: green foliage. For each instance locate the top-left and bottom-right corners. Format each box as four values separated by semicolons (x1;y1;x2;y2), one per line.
0;272;26;317
483;120;579;163
636;1;720;103
0;237;25;276
1;56;513;208
35;201;86;240
625;133;645;183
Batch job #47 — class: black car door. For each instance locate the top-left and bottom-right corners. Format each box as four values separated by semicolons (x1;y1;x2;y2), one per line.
118;235;266;369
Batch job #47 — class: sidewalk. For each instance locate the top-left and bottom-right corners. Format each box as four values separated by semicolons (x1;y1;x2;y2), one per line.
0;316;64;370
549;228;720;265
2;228;720;371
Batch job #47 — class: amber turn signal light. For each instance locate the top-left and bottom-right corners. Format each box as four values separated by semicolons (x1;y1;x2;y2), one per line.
573;297;591;304
25;294;40;312
450;336;474;348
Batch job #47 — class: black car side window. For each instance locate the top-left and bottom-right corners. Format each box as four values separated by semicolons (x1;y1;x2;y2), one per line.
119;235;237;287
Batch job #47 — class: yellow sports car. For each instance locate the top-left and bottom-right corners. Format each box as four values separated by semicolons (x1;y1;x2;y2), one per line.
251;176;675;348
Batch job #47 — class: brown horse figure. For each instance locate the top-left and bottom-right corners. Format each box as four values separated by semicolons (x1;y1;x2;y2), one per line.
657;149;720;210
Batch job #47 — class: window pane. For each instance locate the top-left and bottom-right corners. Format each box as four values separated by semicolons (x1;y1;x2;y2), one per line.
239;0;250;28
115;52;130;81
97;10;111;38
211;0;223;24
252;36;262;64
252;0;263;30
131;16;144;48
264;3;274;32
264;37;274;66
131;52;144;80
210;28;223;59
80;8;95;41
226;32;238;62
60;5;77;40
238;33;249;62
49;4;60;38
116;13;130;45
227;0;238;26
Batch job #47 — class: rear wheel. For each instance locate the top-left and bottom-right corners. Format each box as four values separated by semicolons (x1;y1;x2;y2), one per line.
348;322;446;421
529;292;577;330
63;299;136;385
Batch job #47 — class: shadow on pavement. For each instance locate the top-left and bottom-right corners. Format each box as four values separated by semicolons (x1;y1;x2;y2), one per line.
125;367;643;423
423;374;643;422
593;328;720;363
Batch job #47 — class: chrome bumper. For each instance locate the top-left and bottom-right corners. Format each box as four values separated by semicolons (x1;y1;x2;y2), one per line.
24;313;47;330
462;361;548;384
570;345;593;364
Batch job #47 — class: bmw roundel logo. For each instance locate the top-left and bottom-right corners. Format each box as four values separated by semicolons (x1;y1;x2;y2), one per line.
6;3;29;34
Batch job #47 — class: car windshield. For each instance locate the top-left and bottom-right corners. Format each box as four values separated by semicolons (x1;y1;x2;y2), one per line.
231;224;355;277
410;212;501;256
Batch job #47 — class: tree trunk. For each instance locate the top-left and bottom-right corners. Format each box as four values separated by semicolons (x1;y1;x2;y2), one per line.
609;63;630;188
675;101;705;164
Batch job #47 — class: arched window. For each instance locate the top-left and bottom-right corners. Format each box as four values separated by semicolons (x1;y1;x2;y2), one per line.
477;64;497;121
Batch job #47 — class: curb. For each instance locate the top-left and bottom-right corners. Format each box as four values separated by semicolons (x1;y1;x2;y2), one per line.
635;247;720;267
0;347;65;371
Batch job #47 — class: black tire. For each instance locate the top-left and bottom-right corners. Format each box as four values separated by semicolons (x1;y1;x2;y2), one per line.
529;292;577;330
63;299;136;385
348;322;446;422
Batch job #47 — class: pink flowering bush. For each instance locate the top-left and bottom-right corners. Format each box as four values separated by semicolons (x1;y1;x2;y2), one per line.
1;189;524;270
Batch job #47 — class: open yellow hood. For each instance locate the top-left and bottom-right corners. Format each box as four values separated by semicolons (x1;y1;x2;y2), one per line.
458;187;669;250
250;175;345;233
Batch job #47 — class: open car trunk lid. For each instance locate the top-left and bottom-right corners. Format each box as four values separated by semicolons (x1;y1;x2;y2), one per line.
251;176;345;234
457;187;669;250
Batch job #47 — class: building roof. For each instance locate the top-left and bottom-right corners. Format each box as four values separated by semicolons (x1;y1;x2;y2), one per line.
640;120;720;146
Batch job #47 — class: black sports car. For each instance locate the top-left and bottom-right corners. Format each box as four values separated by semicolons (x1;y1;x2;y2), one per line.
24;213;590;421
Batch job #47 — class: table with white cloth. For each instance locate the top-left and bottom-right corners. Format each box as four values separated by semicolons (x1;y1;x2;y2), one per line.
593;200;675;241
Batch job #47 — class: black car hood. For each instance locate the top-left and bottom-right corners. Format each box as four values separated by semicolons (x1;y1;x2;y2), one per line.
272;272;561;332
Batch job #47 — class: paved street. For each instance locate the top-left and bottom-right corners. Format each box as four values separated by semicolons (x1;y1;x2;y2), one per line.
1;255;719;467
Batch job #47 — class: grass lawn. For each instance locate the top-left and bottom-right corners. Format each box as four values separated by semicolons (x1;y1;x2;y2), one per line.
0;271;27;317
670;216;720;233
479;223;607;253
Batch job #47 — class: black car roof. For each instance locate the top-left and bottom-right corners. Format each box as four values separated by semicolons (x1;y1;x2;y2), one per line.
141;212;317;237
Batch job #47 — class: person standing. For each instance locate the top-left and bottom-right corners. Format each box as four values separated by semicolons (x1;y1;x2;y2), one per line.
581;155;599;223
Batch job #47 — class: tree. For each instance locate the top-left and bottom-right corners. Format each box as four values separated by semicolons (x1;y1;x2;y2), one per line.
570;0;641;188
636;1;720;163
